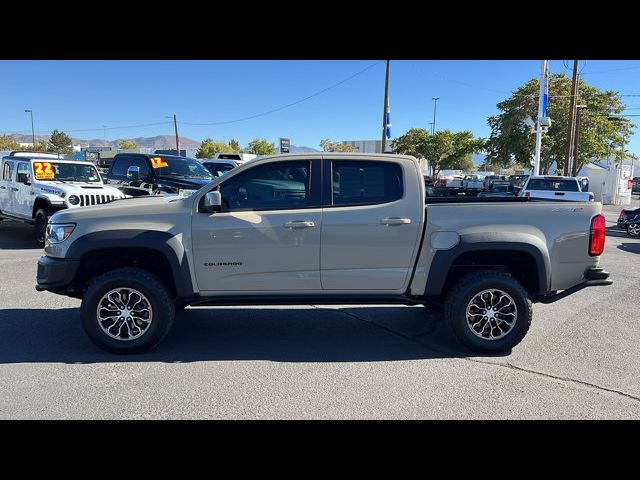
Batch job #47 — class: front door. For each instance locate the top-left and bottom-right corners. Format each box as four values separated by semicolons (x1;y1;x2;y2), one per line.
320;158;423;291
0;159;15;215
192;158;322;292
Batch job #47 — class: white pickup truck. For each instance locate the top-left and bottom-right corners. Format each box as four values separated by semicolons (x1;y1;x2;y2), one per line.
519;175;594;202
35;153;612;354
0;152;126;246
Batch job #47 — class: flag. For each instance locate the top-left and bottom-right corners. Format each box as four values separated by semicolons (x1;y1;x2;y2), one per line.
542;60;549;117
385;110;391;139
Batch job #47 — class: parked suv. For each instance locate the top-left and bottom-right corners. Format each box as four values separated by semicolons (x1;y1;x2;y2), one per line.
617;207;640;237
104;153;213;197
0;152;125;246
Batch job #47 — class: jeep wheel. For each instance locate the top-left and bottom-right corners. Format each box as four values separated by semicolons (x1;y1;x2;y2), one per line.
627;223;640;237
34;209;48;248
80;268;175;354
444;270;532;353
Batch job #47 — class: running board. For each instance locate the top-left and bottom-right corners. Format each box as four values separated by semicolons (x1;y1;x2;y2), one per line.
186;295;423;307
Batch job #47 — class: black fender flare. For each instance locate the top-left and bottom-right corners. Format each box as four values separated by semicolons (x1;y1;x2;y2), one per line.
65;230;194;297
424;234;551;296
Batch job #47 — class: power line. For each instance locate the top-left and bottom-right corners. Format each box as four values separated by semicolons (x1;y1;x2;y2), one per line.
582;65;640;75
180;60;384;126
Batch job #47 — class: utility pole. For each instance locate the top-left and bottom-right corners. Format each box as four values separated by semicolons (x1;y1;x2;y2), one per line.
24;110;35;148
565;60;579;176
173;114;180;156
533;60;549;176
381;60;390;153
431;97;440;134
572;105;586;177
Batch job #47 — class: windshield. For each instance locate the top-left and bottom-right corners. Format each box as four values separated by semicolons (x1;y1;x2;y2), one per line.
153;156;213;179
33;161;101;183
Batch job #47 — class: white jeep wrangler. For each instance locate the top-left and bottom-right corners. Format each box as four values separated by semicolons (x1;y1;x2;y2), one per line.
0;152;126;246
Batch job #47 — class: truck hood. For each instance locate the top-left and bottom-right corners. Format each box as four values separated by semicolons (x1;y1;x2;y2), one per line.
50;194;188;223
35;181;123;197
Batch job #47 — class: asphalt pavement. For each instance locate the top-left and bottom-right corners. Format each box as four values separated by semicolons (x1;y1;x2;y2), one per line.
0;199;639;419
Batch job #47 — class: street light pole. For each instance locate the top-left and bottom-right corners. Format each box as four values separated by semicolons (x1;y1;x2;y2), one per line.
431;97;440;134
24;110;35;148
572;105;587;177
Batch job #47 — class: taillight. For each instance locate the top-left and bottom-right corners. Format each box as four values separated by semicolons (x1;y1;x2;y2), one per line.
589;214;606;256
588;192;594;202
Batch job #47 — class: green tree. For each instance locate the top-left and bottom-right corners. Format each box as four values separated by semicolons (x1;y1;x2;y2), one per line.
48;129;74;155
229;138;241;152
319;139;357;152
195;138;234;159
392;128;483;177
33;140;49;151
0;135;20;150
118;139;138;150
391;128;430;158
247;138;277;155
485;73;633;174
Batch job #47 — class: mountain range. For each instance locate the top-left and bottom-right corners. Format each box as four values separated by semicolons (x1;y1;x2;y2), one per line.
8;134;319;153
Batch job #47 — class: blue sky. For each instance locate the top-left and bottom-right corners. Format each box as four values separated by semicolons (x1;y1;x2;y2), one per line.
2;60;640;153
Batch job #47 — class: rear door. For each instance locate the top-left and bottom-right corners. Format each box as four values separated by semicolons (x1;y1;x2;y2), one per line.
320;156;423;291
0;159;15;214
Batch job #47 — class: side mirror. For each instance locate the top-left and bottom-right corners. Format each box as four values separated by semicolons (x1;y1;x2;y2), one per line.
17;172;30;184
201;191;222;213
127;165;140;181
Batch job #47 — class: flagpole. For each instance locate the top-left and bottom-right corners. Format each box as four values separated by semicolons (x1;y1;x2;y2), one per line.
533;60;548;176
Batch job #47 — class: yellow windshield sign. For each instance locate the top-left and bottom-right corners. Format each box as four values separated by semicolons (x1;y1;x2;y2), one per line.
150;157;169;169
33;162;55;179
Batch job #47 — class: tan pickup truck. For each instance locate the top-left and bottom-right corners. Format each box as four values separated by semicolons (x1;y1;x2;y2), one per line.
35;153;612;354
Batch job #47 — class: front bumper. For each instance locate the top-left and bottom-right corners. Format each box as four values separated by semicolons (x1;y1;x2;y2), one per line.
535;267;612;304
35;256;80;291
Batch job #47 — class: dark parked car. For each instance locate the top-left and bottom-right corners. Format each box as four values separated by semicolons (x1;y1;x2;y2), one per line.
618;207;640;237
477;185;516;198
104;153;213;197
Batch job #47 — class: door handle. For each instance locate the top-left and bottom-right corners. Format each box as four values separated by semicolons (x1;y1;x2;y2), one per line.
11;188;19;191
0;186;5;189
554;192;565;195
381;217;411;225
284;221;315;228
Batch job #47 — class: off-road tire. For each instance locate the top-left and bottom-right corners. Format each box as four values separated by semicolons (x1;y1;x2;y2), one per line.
444;270;532;353
80;267;175;354
34;209;49;248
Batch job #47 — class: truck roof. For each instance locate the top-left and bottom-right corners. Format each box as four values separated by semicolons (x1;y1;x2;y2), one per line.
252;152;418;162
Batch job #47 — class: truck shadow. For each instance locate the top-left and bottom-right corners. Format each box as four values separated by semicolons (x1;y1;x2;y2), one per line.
0;306;503;364
618;242;640;254
0;221;40;250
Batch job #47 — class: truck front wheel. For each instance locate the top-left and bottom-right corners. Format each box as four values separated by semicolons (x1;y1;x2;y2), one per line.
80;268;175;354
444;271;532;353
34;209;49;248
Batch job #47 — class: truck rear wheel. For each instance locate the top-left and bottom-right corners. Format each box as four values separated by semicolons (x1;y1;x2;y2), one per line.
80;267;175;354
444;270;532;353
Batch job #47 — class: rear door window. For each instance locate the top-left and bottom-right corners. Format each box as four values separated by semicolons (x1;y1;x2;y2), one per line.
331;160;403;206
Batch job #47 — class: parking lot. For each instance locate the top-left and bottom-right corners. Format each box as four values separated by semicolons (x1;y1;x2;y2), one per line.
0;201;639;419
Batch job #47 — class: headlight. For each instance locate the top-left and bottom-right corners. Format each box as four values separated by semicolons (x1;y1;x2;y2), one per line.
68;195;80;205
178;189;197;197
46;223;76;243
